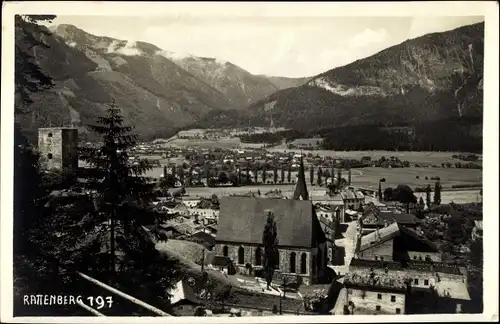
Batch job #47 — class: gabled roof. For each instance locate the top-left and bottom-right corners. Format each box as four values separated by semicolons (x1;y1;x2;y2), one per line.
358;222;400;252
217;196;324;248
292;156;309;200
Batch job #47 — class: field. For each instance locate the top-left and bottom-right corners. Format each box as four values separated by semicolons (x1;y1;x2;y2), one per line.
160;137;265;150
266;148;482;165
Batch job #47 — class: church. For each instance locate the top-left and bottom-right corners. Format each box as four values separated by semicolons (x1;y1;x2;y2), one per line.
214;157;328;285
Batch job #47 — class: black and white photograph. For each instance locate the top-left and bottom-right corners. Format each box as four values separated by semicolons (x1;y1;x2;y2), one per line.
1;1;498;322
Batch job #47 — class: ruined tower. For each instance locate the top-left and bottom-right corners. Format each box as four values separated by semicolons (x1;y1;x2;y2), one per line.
38;127;79;173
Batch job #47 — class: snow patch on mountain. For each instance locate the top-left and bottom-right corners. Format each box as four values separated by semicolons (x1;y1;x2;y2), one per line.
309;77;387;97
156;50;195;60
66;41;77;48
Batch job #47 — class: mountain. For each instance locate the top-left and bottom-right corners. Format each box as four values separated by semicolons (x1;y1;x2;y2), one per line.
258;75;311;90
200;22;484;138
17;23;235;141
166;55;300;108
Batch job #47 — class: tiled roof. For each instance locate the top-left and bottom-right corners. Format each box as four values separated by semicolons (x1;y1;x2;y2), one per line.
359;222;400;252
217;196;325;248
378;212;421;225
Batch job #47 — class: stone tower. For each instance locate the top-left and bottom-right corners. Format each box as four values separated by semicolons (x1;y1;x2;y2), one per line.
38;127;79;173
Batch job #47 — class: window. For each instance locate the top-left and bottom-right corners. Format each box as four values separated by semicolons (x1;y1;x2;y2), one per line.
238;246;245;264
374;256;378;260
424;279;429;286
391;295;396;302
419;256;423;261
300;253;307;274
377;294;382;300
413;256;417;260
376;305;381;311
414;278;419;285
47;153;53;159
223;246;228;257
255;247;262;266
48;133;53;137
396;308;401;314
289;252;296;273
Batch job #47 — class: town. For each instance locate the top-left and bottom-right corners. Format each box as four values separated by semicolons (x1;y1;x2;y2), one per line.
22;124;483;317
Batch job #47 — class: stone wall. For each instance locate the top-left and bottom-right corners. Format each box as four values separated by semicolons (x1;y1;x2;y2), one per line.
346;288;406;314
214;243;313;285
358;240;394;261
38;128;78;173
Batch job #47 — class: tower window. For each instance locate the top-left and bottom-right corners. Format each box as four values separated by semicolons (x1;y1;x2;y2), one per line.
47;153;53;159
48;133;53;137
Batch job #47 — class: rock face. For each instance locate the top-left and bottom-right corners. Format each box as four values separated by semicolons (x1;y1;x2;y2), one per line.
202;23;484;133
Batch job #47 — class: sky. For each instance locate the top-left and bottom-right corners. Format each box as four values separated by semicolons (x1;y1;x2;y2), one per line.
49;15;484;78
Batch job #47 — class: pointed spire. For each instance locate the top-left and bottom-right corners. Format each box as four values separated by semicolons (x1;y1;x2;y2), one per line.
292;154;309;200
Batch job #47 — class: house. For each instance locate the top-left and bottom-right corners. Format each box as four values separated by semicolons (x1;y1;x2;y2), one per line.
355;222;441;263
214;157;328;285
471;220;483;241
360;204;422;233
348;259;471;314
341;271;407;315
339;190;365;210
167;280;204;316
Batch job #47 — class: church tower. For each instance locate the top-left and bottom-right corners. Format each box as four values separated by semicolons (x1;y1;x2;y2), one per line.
292;155;309;200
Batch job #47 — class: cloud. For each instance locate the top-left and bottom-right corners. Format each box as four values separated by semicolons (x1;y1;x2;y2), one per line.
107;40;142;56
408;16;484;39
349;28;390;49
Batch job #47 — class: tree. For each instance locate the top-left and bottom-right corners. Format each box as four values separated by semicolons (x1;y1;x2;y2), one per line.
262;165;267;183
273;167;278;184
287;165;292;183
383;187;394;201
434;181;442;205
310;166;314;185
237;168;242;185
393;185;417;213
281;166;285;183
348;169;352;185
254;166;258;184
245;165;250;184
262;211;279;289
78;100;163;273
178;167;185;185
337;169;342;188
425;184;432;208
378;182;383;200
218;172;229;184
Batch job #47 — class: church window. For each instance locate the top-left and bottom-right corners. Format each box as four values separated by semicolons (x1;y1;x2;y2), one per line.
223;246;228;257
289;252;296;273
300;253;307;274
255;247;262;266
47;153;53;160
238;246;245;264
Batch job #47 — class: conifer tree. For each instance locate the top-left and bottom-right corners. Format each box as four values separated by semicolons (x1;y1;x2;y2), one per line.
262;165;267;183
78;100;169;275
262;211;279;289
287;165;292;183
281;166;285;183
317;167;323;186
254;166;258;184
434;181;442;205
273;167;278;184
310;165;314;185
245;165;250;185
425;184;432;208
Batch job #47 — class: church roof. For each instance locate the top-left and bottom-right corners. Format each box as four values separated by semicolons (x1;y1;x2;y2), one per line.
216;197;325;248
292;155;309;200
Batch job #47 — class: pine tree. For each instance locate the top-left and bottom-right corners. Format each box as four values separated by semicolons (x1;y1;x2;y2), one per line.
378;182;383;200
337;169;342;188
238;168;242;185
310;165;314;185
348;169;352;185
78;101;168;275
273;167;278;184
262;165;267;183
317;167;323;186
254;166;258;184
434;181;442;205
179;167;185;185
188;166;194;186
425;184;432;208
280;166;285;183
287;165;292;183
262;211;279;289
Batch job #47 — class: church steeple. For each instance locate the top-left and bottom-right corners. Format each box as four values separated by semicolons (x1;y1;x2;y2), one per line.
292;153;309;200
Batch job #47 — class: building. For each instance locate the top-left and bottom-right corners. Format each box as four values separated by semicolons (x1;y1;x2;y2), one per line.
354;222;441;262
360;204;422;234
341;271;407;314
348;258;470;314
38;127;78;173
167;279;205;316
214;157;328;285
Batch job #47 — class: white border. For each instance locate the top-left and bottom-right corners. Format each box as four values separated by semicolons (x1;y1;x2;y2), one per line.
1;1;498;323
